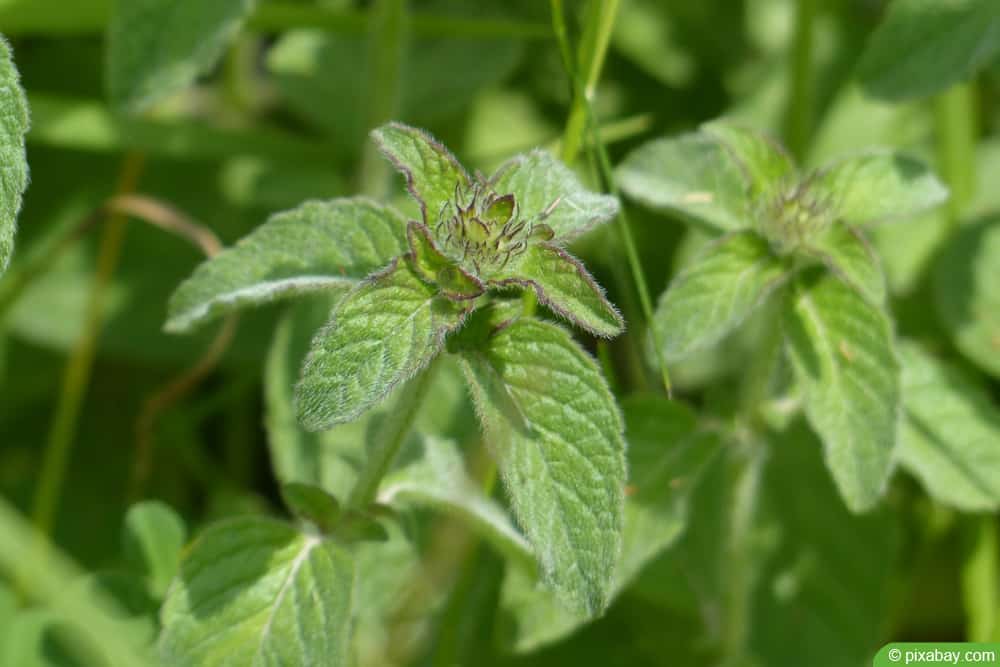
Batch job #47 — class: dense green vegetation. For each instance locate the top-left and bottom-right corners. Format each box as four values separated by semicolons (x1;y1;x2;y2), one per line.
1;1;999;665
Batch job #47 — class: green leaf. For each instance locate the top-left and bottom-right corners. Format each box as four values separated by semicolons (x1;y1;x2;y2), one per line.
280;483;341;532
815;152;949;226
616;132;749;232
460;319;625;615
296;260;466;430
122;501;186;599
702;120;796;203
934;215;1000;378
166;198;407;333
897;343;1000;511
379;435;534;568
491;243;623;338
490;149;619;242
406;222;484;300
159;517;354;667
804;223;886;305
784;270;900;512
0;37;29;276
497;396;720;652
858;0;1000;100
371;122;470;226
653;231;790;361
106;0;257;112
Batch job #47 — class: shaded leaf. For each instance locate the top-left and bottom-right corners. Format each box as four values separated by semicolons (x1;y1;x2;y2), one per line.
653;231;790;361
166;198;407;333
897;343;1000;511
107;0;257;111
858;0;1000;100
0;37;29;275
461;319;625;615
934;215;1000;378
122;501;186;599
296;260;466;430
784;270;900;512
280;483;341;532
816;152;948;226
805;224;885;305
492;243;623;338
616;132;748;232
490;149;619;242
159;517;354;667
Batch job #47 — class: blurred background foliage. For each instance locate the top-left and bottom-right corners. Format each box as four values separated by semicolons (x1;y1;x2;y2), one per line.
1;0;999;665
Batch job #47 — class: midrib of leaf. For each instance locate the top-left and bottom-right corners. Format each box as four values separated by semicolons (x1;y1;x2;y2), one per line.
906;411;998;500
253;534;320;663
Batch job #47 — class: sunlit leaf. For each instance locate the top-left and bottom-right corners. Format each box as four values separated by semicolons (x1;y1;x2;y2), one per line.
702;121;796;203
166;198;407;333
804;223;885;305
785;270;900;512
159;517;354;667
0;36;29;275
122;501;186;599
461;319;625;615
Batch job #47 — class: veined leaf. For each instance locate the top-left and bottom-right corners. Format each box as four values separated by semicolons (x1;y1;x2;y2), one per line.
784;270;900;513
897;343;1000;511
379;435;534;569
499;395;720;652
491;243;623;338
489;149;619;242
107;0;257;112
816;152;948;226
805;224;885;305
122;501;186;599
653;231;790;361
0;37;29;275
159;517;354;667
296;260;466;430
934;215;1000;378
371;122;470;226
858;0;1000;100
461;319;625;615
166;198;407;333
702;121;796;203
406;221;484;300
616;132;748;232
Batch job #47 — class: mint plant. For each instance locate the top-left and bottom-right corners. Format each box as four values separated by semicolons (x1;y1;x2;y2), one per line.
618;120;948;512
0;36;29;276
163;121;626;652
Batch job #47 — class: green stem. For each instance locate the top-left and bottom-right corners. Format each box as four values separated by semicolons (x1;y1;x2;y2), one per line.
346;364;437;509
358;0;408;198
934;82;977;226
31;153;145;538
247;3;550;40
786;0;816;160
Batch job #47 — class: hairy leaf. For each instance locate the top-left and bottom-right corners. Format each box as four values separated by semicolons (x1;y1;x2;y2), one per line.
897;343;1000;511
406;222;484;300
122;501;186;599
0;37;29;275
159;517;353;667
461;319;625;615
379;435;534;568
816;152;948;226
371;122;470;226
107;0;257;112
498;396;720;652
490;149;619;242
653;231;790;361
166;198;407;333
296;260;466;430
492;243;623;338
934;215;1000;378
785;271;900;512
858;0;1000;100
805;224;885;305
616;132;748;232
702;121;796;203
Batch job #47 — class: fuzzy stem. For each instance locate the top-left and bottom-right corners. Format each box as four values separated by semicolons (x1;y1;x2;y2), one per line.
786;0;816;159
934;82;977;226
31;153;145;538
346;363;437;510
